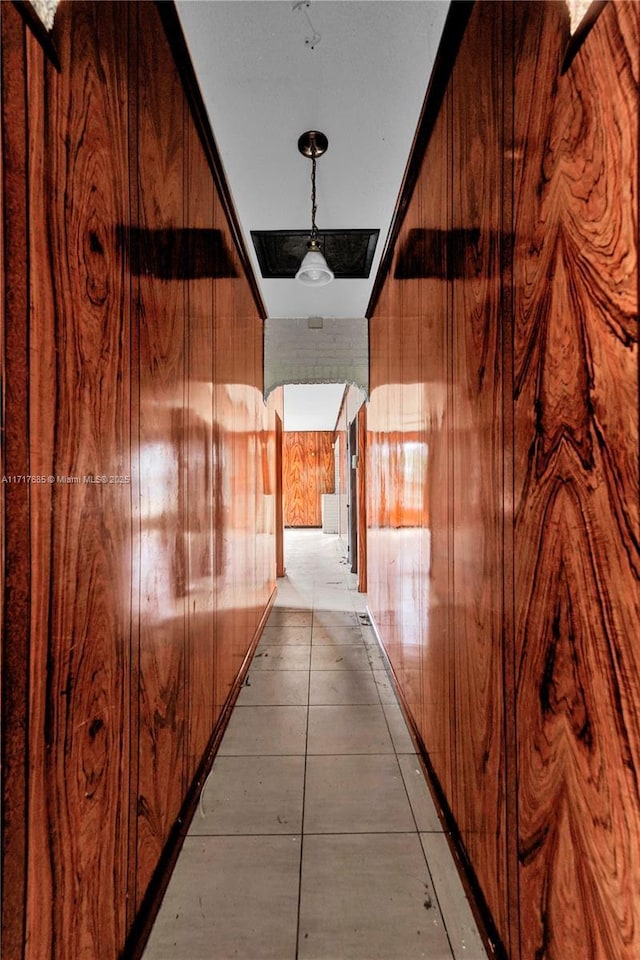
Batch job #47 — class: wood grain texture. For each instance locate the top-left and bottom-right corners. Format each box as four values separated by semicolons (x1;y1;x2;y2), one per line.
25;4;133;956
2;2;281;956
283;432;335;527
417;89;456;809
513;3;640;958
450;3;508;941
25;22;63;954
24;22;62;957
184;114;216;783
134;7;187;906
368;2;639;958
1;6;31;957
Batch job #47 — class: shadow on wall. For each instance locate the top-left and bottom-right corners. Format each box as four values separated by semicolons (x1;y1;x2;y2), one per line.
394;227;510;279
117;226;238;279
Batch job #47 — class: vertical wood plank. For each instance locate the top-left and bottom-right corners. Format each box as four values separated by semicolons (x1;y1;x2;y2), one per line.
450;2;508;942
368;2;639;958
134;4;186;907
184;109;216;783
25;4;133;955
513;3;640;958
24;21;57;959
127;5;141;932
212;206;238;720
415;86;455;808
1;6;30;957
500;3;518;950
4;2;282;956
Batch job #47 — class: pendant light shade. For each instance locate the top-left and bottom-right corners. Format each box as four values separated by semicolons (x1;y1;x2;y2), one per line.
296;130;334;287
295;238;334;286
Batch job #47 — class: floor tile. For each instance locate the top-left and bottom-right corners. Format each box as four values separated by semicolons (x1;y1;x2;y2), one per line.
219;706;307;756
309;670;379;705
307;705;394;755
146;531;484;960
372;669;398;704
274;587;312;606
143;836;300;960
237;670;309;706
421;833;490;960
260;625;312;645
310;644;372;671
190;756;304;835
298;833;452;959
313;610;359;626
313;603;355;616
304;755;415;833
251;645;311;671
316;583;345;595
268;609;313;627
311;624;364;644
399;755;443;831
382;702;417;753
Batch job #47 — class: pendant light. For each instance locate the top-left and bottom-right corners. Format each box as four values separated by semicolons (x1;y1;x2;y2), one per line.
295;130;334;286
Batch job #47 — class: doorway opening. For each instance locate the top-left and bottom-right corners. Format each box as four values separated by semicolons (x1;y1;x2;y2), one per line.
277;383;367;595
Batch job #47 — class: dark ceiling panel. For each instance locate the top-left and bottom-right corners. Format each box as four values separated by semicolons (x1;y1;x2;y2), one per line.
251;229;379;279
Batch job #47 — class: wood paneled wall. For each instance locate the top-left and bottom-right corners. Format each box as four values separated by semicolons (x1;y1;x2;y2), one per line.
283;431;335;527
367;3;639;959
512;5;640;957
1;3;281;958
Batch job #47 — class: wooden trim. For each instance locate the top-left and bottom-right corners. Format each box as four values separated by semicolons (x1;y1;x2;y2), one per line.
356;404;367;593
11;1;60;70
366;606;509;960
366;0;474;322
153;1;267;321
124;586;278;960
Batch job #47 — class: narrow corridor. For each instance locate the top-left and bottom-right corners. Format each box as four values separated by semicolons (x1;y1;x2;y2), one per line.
143;530;488;960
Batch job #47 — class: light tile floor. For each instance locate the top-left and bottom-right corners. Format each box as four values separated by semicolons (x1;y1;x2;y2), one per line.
143;530;489;960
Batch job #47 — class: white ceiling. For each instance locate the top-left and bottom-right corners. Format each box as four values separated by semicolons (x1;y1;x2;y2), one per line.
284;382;347;430
176;0;450;321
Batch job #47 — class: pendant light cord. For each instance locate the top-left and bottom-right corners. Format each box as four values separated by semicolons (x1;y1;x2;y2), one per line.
310;146;318;242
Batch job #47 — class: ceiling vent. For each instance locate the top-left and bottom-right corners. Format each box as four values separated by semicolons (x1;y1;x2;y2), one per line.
251;229;379;280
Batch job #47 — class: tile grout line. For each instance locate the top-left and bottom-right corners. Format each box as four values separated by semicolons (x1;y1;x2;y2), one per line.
367;618;458;960
151;534;470;959
187;828;443;839
294;605;313;960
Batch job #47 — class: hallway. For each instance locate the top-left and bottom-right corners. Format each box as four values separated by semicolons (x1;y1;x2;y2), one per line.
3;2;639;957
143;530;488;960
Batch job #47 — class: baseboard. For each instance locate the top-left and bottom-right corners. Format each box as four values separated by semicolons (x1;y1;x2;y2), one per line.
365;606;508;960
122;584;278;960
